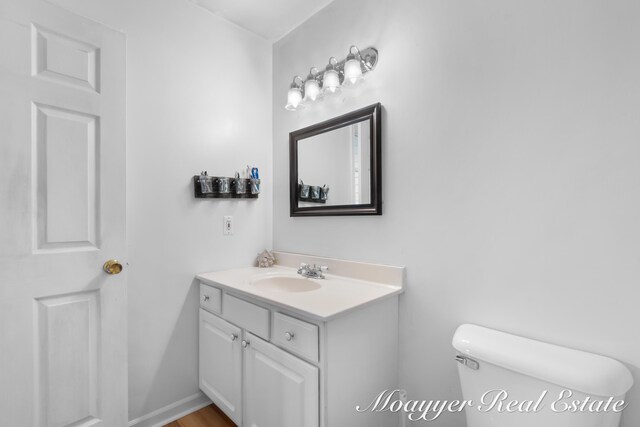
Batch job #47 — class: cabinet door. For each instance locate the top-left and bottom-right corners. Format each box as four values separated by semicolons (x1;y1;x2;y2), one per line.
244;332;319;427
199;309;242;425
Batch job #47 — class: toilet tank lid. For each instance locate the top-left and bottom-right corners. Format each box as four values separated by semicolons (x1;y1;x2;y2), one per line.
452;324;633;397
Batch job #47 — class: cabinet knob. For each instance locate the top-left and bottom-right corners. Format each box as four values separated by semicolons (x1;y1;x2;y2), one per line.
230;333;238;341
202;295;210;302
241;340;250;348
284;332;294;341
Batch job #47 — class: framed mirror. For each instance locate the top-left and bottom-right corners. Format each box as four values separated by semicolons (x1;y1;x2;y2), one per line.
289;103;381;216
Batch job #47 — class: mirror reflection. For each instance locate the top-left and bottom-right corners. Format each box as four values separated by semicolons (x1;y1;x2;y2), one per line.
297;119;371;207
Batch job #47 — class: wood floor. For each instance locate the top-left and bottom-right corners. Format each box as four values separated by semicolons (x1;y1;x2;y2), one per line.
165;404;236;427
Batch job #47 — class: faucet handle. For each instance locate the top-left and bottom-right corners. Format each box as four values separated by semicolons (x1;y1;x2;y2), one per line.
319;265;329;272
298;263;309;273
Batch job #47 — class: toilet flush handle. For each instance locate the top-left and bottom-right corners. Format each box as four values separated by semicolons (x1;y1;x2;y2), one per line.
455;354;480;370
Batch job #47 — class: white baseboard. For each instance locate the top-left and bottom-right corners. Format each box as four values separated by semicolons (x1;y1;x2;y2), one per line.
128;392;212;427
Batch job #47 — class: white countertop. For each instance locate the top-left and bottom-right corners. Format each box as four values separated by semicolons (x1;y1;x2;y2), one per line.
196;265;404;321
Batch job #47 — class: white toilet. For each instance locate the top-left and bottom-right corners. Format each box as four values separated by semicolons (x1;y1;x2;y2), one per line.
453;324;634;427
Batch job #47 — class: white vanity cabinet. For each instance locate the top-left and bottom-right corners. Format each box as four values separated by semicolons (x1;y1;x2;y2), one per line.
198;279;399;427
199;308;318;427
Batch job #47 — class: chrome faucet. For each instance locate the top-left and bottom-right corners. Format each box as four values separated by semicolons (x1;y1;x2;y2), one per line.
297;263;328;279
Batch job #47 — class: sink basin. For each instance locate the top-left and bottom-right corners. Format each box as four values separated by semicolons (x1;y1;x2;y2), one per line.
250;275;322;293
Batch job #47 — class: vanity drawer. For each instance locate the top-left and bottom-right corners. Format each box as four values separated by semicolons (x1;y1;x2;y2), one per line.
272;312;319;363
223;294;270;340
200;283;222;314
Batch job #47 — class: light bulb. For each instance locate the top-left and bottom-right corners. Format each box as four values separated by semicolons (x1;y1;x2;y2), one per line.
343;58;363;86
322;69;341;94
303;79;320;103
285;87;302;111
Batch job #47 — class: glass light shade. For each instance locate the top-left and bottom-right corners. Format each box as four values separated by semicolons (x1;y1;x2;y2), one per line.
303;79;320;103
285;87;302;111
322;69;341;94
343;58;364;86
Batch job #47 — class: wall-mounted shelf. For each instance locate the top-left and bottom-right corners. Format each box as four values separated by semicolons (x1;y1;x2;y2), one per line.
298;196;326;204
193;176;259;199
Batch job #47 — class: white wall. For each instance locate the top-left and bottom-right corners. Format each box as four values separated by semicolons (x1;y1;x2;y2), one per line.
273;0;640;426
46;0;272;422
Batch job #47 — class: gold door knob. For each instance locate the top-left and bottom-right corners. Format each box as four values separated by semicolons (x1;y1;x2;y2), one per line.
103;259;123;275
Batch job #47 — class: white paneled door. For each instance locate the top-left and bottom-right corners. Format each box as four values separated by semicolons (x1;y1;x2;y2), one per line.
0;0;126;426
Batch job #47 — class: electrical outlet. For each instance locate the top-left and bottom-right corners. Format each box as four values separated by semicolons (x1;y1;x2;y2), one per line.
223;216;233;236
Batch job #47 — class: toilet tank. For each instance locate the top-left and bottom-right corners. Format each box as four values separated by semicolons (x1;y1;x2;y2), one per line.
453;324;633;427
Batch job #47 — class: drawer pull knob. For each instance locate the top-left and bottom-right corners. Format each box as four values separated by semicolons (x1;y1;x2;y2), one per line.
230;333;238;341
241;340;250;348
203;295;210;302
285;332;295;341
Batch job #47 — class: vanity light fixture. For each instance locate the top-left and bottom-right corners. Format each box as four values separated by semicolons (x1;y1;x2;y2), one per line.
285;45;378;111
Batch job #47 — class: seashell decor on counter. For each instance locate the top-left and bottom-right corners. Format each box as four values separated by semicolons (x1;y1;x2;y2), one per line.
256;249;276;268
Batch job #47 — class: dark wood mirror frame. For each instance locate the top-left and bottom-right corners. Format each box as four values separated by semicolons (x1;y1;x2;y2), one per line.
289;103;382;217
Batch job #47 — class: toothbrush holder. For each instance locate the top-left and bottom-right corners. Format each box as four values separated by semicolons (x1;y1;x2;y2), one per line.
310;186;321;200
235;178;248;194
250;178;260;195
218;177;231;194
198;175;214;194
299;183;310;199
320;186;329;201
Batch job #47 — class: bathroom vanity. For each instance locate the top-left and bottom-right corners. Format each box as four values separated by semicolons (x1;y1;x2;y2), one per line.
196;252;404;427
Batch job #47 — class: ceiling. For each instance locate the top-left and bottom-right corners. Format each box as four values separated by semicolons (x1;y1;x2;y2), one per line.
188;0;336;41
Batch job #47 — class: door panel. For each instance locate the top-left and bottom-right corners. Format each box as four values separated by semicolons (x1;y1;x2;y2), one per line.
0;0;126;425
244;333;319;427
34;103;100;251
35;291;100;427
33;24;101;92
199;309;243;425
